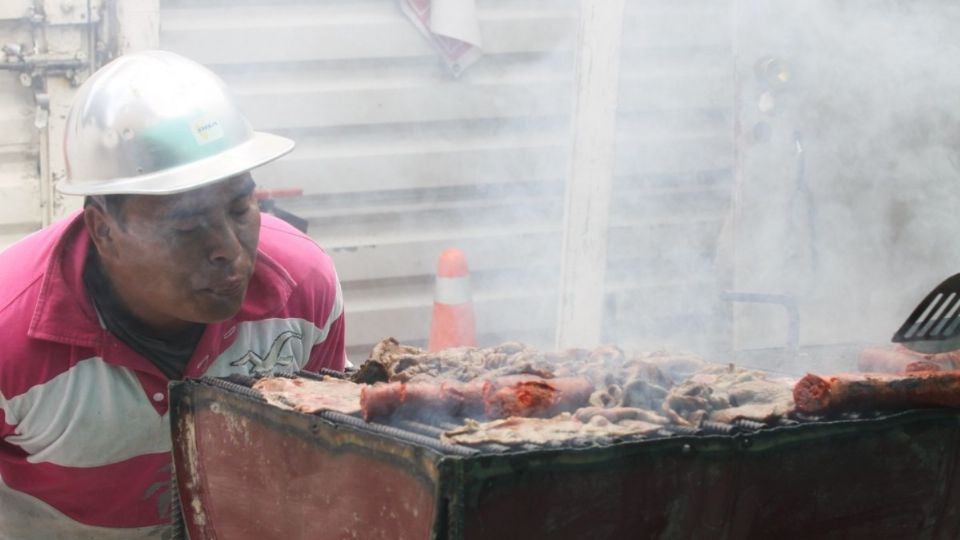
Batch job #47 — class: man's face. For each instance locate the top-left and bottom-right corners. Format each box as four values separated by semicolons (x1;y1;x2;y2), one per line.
89;174;261;333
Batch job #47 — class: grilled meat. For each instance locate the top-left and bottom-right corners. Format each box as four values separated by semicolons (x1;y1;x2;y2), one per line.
360;380;487;421
858;345;960;374
794;370;960;414
573;406;669;425
252;376;362;415
355;338;551;384
356;337;677;411
483;377;593;419
663;364;795;425
440;414;663;447
360;376;593;422
255;340;808;449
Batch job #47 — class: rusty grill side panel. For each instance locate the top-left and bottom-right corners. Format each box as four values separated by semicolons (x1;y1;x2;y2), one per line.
170;382;444;540
171;380;960;539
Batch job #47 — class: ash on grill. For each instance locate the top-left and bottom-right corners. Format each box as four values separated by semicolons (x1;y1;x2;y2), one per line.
225;338;808;451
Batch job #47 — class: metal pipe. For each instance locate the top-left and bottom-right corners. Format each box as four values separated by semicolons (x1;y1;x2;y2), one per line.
390;418;446;438
662;425;703;436
200;376;266;403
700;420;739;435
0;59;85;72
733;418;766;431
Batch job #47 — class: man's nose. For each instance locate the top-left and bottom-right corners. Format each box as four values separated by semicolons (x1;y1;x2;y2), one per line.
206;220;244;265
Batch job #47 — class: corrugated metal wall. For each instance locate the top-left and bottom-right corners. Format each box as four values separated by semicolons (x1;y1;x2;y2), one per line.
608;1;735;355
0;6;43;249
160;0;578;361
0;1;99;249
160;0;735;361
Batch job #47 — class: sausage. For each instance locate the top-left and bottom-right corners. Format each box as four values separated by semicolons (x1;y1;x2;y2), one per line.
440;380;487;417
360;382;405;421
483;377;593;419
793;370;960;414
857;346;960;374
361;376;594;421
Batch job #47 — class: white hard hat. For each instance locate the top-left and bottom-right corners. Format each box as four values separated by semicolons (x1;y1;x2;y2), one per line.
58;50;294;196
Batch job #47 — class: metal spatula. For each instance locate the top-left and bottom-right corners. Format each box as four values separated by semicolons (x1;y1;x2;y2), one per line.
892;273;960;353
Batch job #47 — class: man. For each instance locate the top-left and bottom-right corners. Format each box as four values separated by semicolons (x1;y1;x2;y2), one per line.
0;51;345;538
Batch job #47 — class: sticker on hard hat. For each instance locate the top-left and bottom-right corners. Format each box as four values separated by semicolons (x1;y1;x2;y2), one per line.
191;117;225;145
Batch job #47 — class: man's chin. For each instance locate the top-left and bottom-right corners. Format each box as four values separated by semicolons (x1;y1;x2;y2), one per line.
191;296;246;323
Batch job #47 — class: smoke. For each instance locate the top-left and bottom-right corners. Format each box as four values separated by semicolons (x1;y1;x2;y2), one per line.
159;0;960;372
731;0;960;371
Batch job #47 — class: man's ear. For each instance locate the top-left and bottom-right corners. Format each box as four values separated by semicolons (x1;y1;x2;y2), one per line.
83;204;117;257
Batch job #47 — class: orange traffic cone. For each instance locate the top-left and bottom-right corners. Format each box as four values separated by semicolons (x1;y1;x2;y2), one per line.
428;249;477;352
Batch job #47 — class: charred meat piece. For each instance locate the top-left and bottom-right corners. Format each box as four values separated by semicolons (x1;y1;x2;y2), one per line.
359;376;594;422
793;370;960;414
350;359;390;385
482;377;594;419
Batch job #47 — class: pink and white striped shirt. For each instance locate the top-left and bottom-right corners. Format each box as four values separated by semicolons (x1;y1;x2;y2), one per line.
0;212;345;539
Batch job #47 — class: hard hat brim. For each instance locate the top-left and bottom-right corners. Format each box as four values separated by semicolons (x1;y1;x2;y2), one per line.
56;131;295;196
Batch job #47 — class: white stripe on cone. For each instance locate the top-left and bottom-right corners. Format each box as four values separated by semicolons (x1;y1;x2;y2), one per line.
434;275;472;305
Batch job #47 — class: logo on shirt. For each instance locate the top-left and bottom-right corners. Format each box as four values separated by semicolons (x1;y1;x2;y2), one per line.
230;330;303;375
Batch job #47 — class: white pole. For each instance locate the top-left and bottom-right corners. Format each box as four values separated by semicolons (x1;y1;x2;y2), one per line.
555;0;626;349
114;0;161;54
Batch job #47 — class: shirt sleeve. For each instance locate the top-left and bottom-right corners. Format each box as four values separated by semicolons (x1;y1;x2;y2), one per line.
305;312;346;372
303;267;347;373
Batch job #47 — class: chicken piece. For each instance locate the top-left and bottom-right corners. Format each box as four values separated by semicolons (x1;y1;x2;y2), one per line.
588;385;624;408
621;379;669;410
573;406;668;425
441;414;662;447
663;363;795;425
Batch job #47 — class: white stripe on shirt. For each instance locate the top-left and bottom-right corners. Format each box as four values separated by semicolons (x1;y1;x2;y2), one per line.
2;357;170;468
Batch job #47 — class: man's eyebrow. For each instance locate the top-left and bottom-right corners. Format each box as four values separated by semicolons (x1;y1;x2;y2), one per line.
162;179;256;220
163;206;206;221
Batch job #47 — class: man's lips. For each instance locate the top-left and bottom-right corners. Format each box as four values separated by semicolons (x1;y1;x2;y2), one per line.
204;278;246;297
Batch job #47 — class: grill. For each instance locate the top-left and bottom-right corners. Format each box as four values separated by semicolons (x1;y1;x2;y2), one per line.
170;372;960;539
